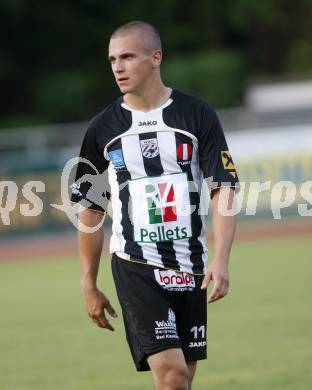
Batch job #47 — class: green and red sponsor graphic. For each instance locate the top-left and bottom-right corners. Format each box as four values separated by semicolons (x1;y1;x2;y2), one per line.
145;182;176;224
129;173;193;243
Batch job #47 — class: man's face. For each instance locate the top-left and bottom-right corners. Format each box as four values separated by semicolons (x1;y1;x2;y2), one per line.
108;32;157;94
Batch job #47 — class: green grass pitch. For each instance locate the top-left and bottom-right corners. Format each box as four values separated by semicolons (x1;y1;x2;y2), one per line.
0;235;311;389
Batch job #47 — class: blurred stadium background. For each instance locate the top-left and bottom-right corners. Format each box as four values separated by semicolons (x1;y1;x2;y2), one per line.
0;1;311;389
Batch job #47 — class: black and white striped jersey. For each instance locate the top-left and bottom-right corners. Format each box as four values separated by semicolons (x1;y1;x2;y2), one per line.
71;89;238;275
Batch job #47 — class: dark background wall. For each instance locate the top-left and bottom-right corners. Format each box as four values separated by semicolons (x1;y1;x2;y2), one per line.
1;0;312;127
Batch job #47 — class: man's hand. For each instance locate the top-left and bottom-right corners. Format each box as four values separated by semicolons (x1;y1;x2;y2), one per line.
83;287;118;331
201;259;229;303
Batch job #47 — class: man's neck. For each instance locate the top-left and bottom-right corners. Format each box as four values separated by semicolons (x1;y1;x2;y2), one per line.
123;82;172;112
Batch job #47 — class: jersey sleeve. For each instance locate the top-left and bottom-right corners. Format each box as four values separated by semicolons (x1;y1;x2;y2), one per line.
70;124;110;212
198;104;239;195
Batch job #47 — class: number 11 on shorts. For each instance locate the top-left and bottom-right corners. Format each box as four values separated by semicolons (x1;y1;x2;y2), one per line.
190;325;205;339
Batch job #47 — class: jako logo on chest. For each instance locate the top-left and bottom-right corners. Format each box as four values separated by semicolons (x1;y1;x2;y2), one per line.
138;120;157;126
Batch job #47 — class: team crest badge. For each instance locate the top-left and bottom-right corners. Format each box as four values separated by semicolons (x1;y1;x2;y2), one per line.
140;138;159;158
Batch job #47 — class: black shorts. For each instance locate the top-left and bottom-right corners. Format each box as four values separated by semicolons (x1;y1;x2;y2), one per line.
111;253;207;371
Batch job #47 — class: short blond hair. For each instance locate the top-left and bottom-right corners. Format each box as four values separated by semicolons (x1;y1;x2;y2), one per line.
110;21;162;53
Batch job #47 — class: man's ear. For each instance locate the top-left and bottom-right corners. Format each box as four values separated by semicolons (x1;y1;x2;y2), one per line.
152;50;162;68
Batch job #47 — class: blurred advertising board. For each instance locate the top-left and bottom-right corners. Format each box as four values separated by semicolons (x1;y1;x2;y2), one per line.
228;124;312;218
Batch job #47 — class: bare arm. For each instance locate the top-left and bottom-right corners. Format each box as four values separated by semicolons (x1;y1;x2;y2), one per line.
78;207;117;330
201;187;237;303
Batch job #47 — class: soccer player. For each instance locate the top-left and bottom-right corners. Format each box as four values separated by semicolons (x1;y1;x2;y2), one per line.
71;21;239;390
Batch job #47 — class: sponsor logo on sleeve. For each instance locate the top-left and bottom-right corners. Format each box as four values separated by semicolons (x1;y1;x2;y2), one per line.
221;150;237;179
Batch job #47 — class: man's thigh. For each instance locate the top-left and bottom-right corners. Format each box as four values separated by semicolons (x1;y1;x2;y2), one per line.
147;348;187;374
187;361;197;384
147;350;197;389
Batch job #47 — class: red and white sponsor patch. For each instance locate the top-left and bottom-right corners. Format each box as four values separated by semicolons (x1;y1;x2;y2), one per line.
154;269;195;290
177;143;193;161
